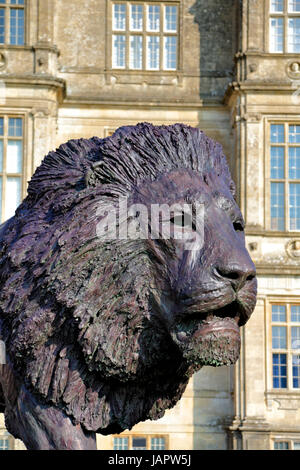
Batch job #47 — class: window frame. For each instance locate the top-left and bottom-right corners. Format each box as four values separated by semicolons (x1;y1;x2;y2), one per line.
112;434;169;450
0;0;26;47
268;0;300;53
266;121;300;232
0;430;14;450
273;440;290;450
0;114;26;223
266;299;300;392
108;0;181;73
272;437;300;449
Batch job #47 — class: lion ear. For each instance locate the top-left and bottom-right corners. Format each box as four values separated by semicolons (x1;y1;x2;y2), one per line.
84;161;105;187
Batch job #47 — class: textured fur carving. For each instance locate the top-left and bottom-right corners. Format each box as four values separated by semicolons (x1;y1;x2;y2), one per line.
0;123;257;448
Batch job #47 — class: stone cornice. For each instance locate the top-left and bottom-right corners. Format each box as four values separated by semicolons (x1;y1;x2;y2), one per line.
62;97;204;108
245;228;300;237
225;80;300;101
255;264;300;275
0;74;65;89
33;43;60;56
228;416;271;432
235;50;300;59
0;44;60;55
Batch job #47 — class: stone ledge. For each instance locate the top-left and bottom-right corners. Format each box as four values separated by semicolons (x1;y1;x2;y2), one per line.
255;264;300;275
266;391;300;411
62;97;204;108
228;416;271;432
0;73;65;89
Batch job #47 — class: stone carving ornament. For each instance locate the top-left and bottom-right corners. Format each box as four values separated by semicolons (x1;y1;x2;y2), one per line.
0;123;257;449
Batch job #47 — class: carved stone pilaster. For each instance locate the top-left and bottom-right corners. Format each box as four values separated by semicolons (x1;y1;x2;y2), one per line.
227;416;271;450
30;106;56;169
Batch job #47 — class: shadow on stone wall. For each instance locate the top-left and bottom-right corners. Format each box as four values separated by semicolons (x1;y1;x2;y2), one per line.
189;0;240;101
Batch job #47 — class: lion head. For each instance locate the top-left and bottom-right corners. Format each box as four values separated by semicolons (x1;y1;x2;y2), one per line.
0;123;257;435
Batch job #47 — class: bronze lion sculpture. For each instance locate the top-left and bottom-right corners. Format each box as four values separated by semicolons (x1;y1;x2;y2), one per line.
0;123;257;449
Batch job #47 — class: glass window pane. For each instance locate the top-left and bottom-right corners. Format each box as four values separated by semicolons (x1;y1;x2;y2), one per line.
164;36;177;70
273;376;279;387
294;442;300;449
4;176;21;220
273;353;287;388
271;0;284;12
0;176;2;221
0;1;6;4
113;3;126;31
0;437;9;450
280;354;286;363
113;437;128;450
146;36;160;70
271;147;284;179
272;305;286;322
274;442;289;450
132;437;147;450
271;182;285;230
147;5;160;31
271;124;284;143
151;437;166;450
289;125;300;143
0;140;3;172
8;117;22;137
289;183;300;230
0;8;5;44
272;326;287;348
288;18;300;53
289;0;300;12
129;35;142;69
130;4;143;31
292;327;300;349
270;18;284;52
7;140;22;173
292;355;300;387
270;0;284;13
289;148;300;179
10;8;24;46
0;117;3;136
164;5;177;32
10;8;15;44
291;305;300;322
10;1;25;4
112;35;125;68
273;354;279;364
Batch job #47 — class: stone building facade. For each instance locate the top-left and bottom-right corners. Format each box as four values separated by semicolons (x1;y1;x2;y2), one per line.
0;0;300;450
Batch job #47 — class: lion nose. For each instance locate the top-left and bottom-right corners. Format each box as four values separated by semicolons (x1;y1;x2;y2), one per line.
214;263;256;290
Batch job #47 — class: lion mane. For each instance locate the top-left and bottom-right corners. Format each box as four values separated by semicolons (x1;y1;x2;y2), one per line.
0;123;235;435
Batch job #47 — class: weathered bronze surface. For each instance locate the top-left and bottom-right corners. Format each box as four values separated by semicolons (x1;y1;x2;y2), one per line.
0;123;257;450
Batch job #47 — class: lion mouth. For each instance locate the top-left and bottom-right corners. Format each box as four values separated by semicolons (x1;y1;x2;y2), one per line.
176;298;249;326
174;300;243;332
174;316;239;343
169;301;242;367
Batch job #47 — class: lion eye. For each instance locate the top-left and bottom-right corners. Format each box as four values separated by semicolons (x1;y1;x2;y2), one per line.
233;220;244;232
